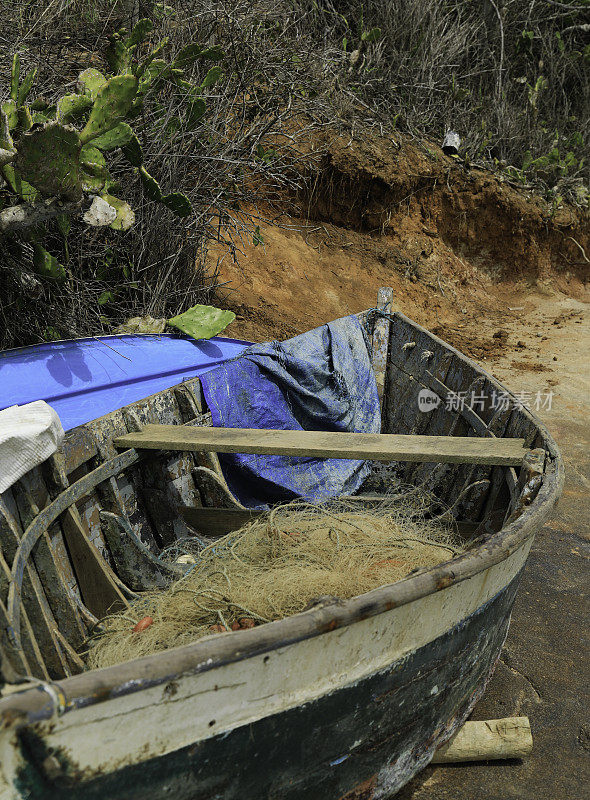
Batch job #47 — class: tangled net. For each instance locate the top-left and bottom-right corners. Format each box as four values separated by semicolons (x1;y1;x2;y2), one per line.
85;493;464;670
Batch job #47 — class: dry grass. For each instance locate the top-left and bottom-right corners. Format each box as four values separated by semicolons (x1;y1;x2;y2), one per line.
296;0;589;184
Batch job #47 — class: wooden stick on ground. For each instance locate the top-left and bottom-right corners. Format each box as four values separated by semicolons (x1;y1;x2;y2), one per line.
432;717;533;763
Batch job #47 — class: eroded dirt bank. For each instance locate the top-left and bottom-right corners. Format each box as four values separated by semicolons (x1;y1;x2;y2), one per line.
214;132;588;349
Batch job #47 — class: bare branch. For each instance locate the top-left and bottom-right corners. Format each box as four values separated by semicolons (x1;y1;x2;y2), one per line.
488;0;505;102
0;199;84;233
544;0;590;10
561;23;590;33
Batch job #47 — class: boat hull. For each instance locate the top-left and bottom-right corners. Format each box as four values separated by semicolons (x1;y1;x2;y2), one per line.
5;542;530;800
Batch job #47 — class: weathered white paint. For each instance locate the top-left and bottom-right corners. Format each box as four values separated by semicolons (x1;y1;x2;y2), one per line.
0;540;531;797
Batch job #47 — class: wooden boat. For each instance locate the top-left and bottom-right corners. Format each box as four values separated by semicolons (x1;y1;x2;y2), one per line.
0;289;563;800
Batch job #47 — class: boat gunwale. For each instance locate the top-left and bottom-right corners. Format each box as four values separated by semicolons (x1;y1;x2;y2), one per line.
0;312;564;724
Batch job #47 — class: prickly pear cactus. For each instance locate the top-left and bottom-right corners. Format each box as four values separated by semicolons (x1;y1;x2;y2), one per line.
162;193;192;217
1;17;225;281
32;243;66;281
168;304;236;340
121;134;143;167
92;122;134;150
139;166;162;201
57;94;93;123
0;110;15;168
77;68;107;99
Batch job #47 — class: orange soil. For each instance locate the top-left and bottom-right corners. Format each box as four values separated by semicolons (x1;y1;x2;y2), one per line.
205;130;588;384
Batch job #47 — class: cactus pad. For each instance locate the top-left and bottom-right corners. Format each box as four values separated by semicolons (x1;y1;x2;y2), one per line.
29;98;49;111
186;97;206;129
137;40;169;80
32;244;66;281
80;168;106;193
101;193;135;230
77;68;107;100
80;75;138;145
121;134;143;167
17;106;33;132
200;66;223;90
139;166;162;201
139;58;169;89
16;122;82;201
2;165;38;201
106;34;131;74
91;122;134;151
57;94;93;122
17;69;37;106
80;146;109;191
173;44;224;70
0;110;14;151
126;18;153;48
162;192;192;217
1;110;15;168
80;144;106;166
2;101;18;130
32;109;55;125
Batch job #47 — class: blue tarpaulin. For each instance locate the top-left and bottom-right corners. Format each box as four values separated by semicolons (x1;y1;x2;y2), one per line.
0;334;250;431
200;314;380;508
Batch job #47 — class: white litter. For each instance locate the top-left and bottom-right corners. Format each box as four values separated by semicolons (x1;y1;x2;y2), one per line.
0;401;64;493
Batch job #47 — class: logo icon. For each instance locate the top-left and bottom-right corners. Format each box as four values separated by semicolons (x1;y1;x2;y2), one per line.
418;388;441;412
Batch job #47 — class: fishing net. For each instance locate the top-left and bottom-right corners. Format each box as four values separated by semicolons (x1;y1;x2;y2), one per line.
85;489;464;670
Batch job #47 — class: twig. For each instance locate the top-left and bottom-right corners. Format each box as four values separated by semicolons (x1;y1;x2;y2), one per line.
488;0;505;102
544;0;589;10
561;24;590;34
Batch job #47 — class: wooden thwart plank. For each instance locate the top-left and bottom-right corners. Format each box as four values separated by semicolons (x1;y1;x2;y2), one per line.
180;505;481;539
114;425;529;466
181;507;260;538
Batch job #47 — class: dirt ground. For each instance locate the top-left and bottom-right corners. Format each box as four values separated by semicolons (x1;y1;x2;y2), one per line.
211;133;589;799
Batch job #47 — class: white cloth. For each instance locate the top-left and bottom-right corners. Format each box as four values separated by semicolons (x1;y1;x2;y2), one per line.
0;401;64;493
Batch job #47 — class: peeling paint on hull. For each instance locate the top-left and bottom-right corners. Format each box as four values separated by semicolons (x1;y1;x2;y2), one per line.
13;575;520;800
